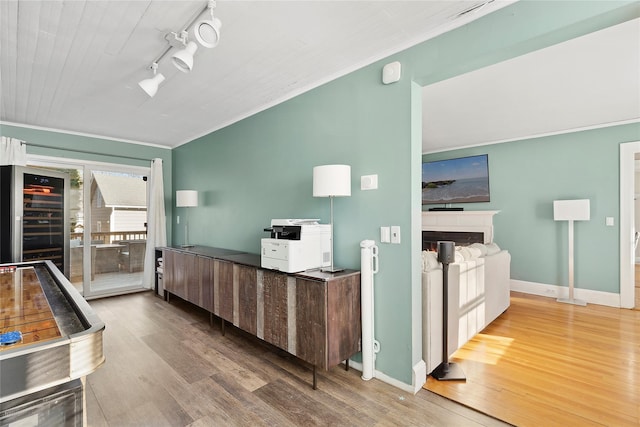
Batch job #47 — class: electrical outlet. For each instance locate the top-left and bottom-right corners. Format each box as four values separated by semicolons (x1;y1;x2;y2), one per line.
391;226;401;244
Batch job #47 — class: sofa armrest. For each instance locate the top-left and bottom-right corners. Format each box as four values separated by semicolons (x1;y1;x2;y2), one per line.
422;264;461;373
483;250;511;324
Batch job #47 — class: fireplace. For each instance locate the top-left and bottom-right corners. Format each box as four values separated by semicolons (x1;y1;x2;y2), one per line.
421;210;500;251
422;230;484;251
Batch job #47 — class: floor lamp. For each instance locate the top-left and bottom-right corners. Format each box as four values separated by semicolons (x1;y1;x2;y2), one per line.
176;190;198;248
313;164;351;273
553;199;590;306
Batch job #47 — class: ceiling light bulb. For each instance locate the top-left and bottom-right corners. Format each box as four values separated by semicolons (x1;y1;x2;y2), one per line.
172;41;198;73
194;17;221;48
138;72;165;97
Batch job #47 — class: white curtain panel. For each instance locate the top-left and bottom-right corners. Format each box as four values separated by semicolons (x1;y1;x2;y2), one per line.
143;158;167;294
0;136;27;165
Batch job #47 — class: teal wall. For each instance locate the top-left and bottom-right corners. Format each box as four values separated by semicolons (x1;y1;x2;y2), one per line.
423;123;640;293
173;64;417;382
173;1;640;385
0;124;174;240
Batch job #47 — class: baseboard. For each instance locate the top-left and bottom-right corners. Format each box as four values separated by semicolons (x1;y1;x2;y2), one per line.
347;360;417;394
412;360;427;394
510;279;621;307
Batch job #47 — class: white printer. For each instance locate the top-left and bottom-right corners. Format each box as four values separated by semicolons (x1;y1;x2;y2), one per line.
261;219;331;273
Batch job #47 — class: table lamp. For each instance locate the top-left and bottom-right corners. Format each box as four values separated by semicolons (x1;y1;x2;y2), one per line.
176;190;198;248
313;165;351;272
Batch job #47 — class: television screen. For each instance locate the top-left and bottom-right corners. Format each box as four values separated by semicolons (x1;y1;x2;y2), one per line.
422;154;490;205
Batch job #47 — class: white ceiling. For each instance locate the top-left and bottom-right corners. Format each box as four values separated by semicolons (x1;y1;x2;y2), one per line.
0;0;513;149
422;17;640;153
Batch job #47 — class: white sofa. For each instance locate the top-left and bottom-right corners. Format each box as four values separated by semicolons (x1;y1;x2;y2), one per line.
422;243;511;373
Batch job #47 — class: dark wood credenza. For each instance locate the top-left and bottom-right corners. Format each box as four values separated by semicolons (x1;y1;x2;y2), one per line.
158;245;361;389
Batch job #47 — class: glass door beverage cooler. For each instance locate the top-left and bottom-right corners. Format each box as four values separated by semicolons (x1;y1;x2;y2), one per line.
0;166;70;277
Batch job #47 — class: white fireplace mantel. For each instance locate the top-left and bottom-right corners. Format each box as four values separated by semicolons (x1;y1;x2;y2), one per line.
421;210;500;244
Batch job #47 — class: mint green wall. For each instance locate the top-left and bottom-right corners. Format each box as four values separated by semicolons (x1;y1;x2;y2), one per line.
174;65;416;382
0;124;174;240
172;1;639;385
423;124;640;293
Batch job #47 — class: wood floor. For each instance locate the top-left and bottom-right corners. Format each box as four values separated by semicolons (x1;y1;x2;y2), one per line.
72;271;144;295
85;292;508;427
425;292;640;427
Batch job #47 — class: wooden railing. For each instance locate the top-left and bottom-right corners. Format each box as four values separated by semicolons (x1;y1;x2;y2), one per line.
70;231;147;244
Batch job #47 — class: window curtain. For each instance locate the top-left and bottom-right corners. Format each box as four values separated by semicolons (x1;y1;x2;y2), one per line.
0;137;27;166
143;158;167;294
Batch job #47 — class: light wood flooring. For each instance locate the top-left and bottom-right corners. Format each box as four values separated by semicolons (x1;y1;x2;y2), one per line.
85;292;508;427
425;291;640;426
72;271;145;297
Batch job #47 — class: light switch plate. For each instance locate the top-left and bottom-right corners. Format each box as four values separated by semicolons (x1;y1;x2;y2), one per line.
380;226;390;243
361;174;378;190
391;226;401;244
606;217;614;226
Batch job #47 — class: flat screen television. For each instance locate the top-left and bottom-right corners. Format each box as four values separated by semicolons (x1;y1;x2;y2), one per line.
422;154;490;205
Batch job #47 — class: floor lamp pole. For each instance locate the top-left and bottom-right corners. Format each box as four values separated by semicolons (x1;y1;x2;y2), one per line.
558;219;585;306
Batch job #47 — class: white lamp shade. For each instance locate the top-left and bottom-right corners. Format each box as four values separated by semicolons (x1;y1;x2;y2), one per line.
138;72;165;97
176;190;198;207
313;165;351;197
553;199;590;221
194;17;221;48
172;41;198;73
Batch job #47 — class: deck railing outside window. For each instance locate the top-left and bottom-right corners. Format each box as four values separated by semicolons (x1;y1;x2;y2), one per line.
71;231;147;244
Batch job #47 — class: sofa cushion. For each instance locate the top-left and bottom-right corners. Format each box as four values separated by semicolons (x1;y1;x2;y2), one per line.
469;242;488;256
457;246;471;260
485;242;501;255
422;251;439;271
458;245;482;260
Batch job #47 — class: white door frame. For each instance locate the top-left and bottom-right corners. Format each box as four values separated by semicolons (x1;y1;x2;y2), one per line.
619;141;639;309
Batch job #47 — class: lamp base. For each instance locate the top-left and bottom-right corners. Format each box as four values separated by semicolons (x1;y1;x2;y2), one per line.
431;361;466;381
180;244;195;248
557;297;586;306
321;266;345;273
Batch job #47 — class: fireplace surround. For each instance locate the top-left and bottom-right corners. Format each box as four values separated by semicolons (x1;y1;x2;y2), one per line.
421;210;500;248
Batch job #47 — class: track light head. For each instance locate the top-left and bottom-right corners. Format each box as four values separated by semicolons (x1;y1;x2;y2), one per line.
172;41;198;73
194;17;221;48
138;63;165;97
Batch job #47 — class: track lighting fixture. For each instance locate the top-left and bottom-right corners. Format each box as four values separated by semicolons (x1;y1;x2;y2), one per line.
138;63;165;97
136;1;222;97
